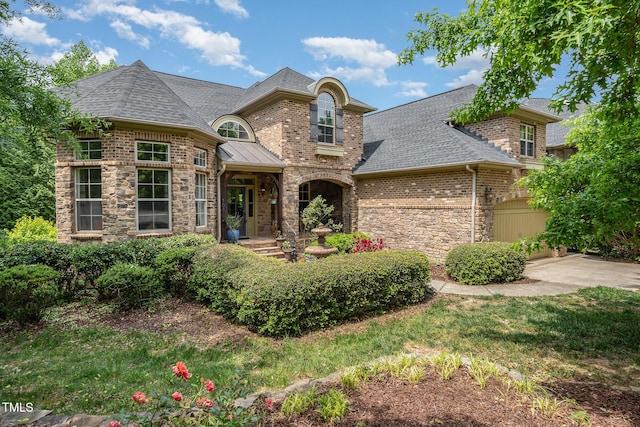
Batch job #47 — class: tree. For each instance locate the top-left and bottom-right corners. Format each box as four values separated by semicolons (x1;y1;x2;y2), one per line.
522;105;640;259
0;1;110;229
47;40;117;86
399;0;640;123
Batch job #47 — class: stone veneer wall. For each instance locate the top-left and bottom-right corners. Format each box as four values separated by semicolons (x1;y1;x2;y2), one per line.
56;127;218;243
355;168;522;261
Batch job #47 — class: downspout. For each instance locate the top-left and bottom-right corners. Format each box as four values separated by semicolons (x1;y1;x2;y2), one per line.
216;163;227;242
466;164;476;243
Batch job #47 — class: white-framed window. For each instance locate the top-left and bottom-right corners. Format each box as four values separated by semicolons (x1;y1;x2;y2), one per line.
194;148;207;168
317;93;335;144
75;168;102;231
137;169;171;231
75;139;102;160
520;124;535;157
136;141;170;163
217;121;250;140
195;172;207;227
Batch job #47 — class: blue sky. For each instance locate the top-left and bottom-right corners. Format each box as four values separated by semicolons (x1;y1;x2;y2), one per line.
3;0;564;112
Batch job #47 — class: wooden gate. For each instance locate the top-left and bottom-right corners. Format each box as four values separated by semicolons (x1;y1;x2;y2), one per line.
493;198;550;259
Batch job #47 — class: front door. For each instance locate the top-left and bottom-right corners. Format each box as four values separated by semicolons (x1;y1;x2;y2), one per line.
227;187;247;237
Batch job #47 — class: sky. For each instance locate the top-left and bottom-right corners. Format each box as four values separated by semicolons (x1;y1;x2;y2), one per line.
3;0;565;112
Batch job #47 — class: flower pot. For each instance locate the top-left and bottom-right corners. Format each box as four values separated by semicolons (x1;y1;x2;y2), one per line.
275;237;286;248
226;229;240;244
282;249;293;262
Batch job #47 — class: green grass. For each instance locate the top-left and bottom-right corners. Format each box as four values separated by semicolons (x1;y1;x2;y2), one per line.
1;287;639;416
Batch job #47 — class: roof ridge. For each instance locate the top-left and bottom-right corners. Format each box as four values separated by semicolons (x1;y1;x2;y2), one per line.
365;84;477;117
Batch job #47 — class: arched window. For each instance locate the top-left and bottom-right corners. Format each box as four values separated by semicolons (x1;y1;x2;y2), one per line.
217;121;250;140
317;93;335;144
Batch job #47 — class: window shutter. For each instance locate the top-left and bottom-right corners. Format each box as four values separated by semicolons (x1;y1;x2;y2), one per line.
335;108;344;146
309;104;318;142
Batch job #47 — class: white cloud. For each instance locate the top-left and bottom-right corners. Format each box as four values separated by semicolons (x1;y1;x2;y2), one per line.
423;48;490;88
64;0;263;76
444;69;486;88
2;16;60;46
93;46;119;64
110;20;150;48
398;81;429;98
214;0;248;18
303;37;397;86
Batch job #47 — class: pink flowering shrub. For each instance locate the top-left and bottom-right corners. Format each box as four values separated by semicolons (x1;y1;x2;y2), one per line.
352;235;384;253
117;361;258;426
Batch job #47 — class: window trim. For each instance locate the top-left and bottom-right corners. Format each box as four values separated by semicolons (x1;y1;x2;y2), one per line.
317;93;335;145
520;123;535;158
136;141;170;163
216;121;251;141
195;172;207;228
194;147;207;168
75;139;102;160
136;168;172;231
75;167;102;232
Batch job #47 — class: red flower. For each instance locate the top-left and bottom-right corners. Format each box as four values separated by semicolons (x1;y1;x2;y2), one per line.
172;392;183;402
227;413;233;420
172;361;191;381
196;397;213;408
107;421;120;427
205;379;215;392
265;397;274;410
132;391;147;404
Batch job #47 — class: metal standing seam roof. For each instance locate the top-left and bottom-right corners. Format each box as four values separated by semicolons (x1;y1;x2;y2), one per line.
355;85;525;176
217;140;286;170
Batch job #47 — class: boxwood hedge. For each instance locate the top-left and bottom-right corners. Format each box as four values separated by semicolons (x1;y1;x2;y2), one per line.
445;242;527;285
188;247;433;337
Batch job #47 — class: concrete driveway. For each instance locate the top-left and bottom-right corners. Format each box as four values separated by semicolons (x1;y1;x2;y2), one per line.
434;253;640;297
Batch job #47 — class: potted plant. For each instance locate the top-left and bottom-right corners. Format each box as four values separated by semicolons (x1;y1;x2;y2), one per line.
274;230;286;248
225;214;241;243
281;240;294;261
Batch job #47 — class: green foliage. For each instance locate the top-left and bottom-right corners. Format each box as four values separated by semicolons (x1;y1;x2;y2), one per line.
6;216;56;243
47;40;117;87
300;195;342;232
523;106;640;259
0;264;59;323
281;387;317;416
445;242;527;285
235;250;432;336
399;0;640;122
316;389;349;422
155;247;197;298
95;263;163;310
162;233;217;249
309;231;370;254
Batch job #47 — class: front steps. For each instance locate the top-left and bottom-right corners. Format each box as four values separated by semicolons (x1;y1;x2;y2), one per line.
239;238;286;261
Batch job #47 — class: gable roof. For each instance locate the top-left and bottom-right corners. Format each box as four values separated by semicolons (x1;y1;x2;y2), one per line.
355;85;524;176
521;98;588;148
56;60;224;141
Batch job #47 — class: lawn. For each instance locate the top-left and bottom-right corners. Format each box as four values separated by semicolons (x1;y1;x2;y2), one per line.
1;287;639;417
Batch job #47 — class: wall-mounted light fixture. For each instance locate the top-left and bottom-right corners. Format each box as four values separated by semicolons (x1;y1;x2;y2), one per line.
484;187;494;203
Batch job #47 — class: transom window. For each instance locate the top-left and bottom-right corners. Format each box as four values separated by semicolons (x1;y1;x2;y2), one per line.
317;93;335;144
217;121;250;140
137;169;171;230
195;173;207;227
75;168;102;231
520;124;535;157
75;139;102;160
194;148;207;168
136;141;170;163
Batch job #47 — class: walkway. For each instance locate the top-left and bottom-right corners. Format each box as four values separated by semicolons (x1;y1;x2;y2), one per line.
433;253;640;297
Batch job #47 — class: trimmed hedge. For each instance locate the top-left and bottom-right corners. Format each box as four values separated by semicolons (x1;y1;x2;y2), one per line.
95;263;163;310
308;231;371;254
0;264;60;323
155;247;197;298
194;249;433;337
445;242;527;285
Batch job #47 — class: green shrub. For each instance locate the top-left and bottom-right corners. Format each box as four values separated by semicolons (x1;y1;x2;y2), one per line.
189;244;267;318
162;233;217;249
445;242;527;285
6;216;57;243
235;250;433;336
95;263;163;310
309;231;371;254
155;247;197;298
0;264;60;323
0;241;78;297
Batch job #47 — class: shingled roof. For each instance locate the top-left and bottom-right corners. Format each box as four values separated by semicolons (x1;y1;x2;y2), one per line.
56;60;223;140
354;85;524;176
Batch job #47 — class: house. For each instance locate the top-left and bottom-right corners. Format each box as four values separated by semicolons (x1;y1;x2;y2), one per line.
55;60;560;261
